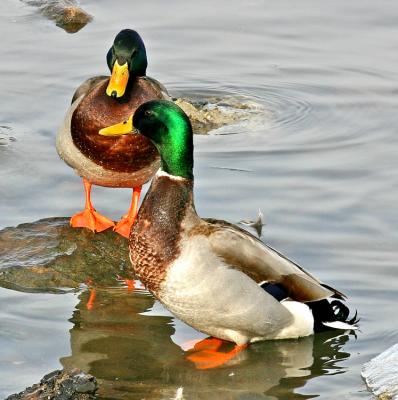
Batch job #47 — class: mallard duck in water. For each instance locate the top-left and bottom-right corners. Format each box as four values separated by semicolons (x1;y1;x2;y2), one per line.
100;100;358;368
56;29;168;237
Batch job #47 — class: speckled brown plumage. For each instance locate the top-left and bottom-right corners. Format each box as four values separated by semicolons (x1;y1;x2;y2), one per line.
71;78;162;173
129;175;194;294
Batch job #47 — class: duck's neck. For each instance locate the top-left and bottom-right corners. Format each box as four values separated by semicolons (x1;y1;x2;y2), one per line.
139;170;196;221
130;171;197;293
157;128;194;180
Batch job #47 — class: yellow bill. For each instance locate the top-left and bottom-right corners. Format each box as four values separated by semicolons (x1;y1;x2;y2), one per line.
99;115;136;136
106;60;129;98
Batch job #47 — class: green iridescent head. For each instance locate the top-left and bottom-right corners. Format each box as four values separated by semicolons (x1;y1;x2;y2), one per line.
134;100;194;180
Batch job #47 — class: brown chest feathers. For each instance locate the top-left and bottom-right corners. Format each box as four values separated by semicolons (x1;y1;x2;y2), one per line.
71;78;162;173
129;175;194;294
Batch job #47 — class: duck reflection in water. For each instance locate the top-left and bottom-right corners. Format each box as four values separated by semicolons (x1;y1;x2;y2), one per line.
60;288;353;400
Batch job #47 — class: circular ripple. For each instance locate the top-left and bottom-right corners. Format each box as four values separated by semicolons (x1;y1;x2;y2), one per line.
257;86;313;129
171;83;314;135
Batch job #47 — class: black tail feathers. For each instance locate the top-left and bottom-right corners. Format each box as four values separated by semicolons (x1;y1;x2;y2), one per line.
307;299;359;332
260;282;359;332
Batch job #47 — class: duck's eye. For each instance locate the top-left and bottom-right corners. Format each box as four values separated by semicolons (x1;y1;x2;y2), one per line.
145;110;153;117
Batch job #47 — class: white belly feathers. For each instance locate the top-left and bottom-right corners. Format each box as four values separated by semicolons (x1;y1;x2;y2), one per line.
158;235;314;344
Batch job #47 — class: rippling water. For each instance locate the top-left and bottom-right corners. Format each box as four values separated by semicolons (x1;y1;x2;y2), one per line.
1;0;398;398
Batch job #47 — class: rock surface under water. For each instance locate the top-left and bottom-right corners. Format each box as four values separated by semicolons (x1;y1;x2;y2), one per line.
362;343;398;400
6;369;98;400
0;218;130;291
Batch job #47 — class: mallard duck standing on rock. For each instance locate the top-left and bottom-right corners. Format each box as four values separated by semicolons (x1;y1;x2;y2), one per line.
100;100;358;369
57;29;168;237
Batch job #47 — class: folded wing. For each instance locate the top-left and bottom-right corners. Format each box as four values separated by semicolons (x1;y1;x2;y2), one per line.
202;218;345;303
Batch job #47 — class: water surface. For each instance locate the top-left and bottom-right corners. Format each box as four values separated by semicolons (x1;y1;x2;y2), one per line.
1;0;398;398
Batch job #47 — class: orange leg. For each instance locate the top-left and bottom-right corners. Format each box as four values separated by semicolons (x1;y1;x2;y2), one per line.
186;337;247;370
86;288;96;310
70;178;115;233
124;279;137;291
86;278;136;311
116;275;138;291
114;186;142;238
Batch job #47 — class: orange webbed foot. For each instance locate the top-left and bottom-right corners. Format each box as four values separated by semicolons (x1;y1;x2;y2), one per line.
114;186;142;238
180;337;222;351
186;338;247;370
71;178;114;233
113;216;134;238
70;208;115;233
191;337;224;352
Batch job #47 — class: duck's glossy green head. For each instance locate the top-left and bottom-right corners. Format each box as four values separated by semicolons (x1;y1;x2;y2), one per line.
135;100;194;180
100;100;194;180
106;29;148;99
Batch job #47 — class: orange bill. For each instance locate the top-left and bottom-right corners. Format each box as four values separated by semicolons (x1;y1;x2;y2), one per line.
106;60;129;98
99;115;136;136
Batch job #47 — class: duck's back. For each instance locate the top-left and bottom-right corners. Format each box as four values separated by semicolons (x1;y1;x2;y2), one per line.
71;78;163;173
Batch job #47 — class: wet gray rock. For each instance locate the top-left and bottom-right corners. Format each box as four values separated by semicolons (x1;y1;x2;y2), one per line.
0;217;130;291
5;369;98;400
174;96;265;134
362;343;398;400
21;0;92;33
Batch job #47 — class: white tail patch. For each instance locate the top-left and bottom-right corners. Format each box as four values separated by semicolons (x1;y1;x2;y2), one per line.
322;321;358;330
277;301;314;338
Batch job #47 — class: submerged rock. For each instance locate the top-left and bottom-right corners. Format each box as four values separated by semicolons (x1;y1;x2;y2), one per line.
362;343;398;400
174;95;265;134
6;369;98;400
22;0;92;33
0;218;129;291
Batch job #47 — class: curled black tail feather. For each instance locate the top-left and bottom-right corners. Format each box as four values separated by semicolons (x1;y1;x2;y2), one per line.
330;300;350;321
260;282;359;332
308;299;359;332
